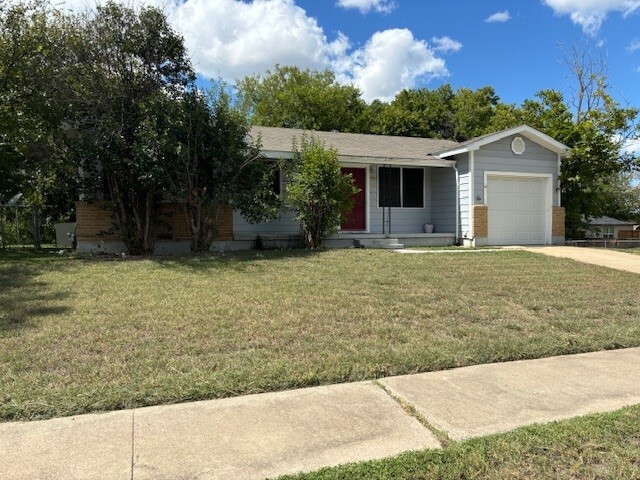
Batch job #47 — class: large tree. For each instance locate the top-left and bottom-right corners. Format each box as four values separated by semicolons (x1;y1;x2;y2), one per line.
74;2;195;255
236;65;367;132
0;0;81;231
166;89;281;252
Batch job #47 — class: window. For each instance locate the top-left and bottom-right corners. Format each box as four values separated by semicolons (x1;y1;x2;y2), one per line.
378;167;424;208
266;161;281;196
603;226;614;239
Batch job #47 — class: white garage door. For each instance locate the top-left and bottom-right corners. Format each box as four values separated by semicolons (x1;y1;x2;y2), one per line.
487;175;548;245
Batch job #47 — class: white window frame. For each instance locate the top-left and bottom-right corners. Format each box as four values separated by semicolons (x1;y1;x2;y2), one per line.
603;226;614;239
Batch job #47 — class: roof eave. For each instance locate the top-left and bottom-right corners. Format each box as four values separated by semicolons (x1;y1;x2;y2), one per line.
261;150;455;167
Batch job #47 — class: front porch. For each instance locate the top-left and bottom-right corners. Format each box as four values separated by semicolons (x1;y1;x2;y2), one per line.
227;232;456;250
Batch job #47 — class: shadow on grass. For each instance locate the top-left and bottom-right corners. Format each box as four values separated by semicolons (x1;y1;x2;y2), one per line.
74;247;326;273
0;251;71;333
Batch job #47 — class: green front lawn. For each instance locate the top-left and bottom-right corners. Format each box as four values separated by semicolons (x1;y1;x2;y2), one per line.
278;405;640;480
1;249;640;421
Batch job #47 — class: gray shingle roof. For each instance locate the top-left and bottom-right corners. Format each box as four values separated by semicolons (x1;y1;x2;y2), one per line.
588;216;637;226
250;126;459;161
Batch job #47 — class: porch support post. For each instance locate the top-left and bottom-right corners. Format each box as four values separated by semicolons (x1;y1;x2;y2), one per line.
452;164;459;243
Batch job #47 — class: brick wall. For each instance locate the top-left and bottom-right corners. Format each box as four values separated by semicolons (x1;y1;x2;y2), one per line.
473;205;488;238
552;206;565;237
76;202;233;243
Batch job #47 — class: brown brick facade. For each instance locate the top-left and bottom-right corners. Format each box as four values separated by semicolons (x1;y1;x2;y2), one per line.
473;205;488;238
552;206;565;238
75;202;233;244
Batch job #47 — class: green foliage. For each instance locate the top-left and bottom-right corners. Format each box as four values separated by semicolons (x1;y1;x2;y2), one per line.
0;0;81;233
73;1;195;255
370;86;455;138
369;85;498;141
168;88;281;252
236;65;367;132
286;136;358;248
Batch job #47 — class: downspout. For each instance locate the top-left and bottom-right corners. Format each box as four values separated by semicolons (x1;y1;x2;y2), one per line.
452;163;460;244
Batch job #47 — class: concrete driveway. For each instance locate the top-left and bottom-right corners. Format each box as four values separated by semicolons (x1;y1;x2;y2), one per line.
523;246;640;274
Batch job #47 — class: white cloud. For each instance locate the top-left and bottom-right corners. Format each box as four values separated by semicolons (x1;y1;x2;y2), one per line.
485;10;511;23
628;38;640;52
169;0;348;80
47;0;453;102
622;138;640;155
543;0;640;35
336;29;448;102
335;0;396;14
431;36;463;54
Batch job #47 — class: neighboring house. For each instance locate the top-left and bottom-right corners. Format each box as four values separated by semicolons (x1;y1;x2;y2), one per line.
76;124;570;253
585;216;639;240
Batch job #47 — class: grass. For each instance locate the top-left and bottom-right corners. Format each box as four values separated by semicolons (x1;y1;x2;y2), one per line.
617;247;640;255
1;249;640;421
277;405;640;479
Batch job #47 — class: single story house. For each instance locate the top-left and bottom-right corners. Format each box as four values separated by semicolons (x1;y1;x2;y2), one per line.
76;124;569;253
585;216;639;240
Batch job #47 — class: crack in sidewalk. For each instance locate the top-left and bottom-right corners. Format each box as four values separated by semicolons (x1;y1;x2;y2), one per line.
373;380;452;448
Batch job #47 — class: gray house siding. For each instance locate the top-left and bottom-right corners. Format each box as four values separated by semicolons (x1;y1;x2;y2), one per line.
369;166;432;234
473;136;560;206
234;164;443;236
233;208;300;237
430;167;456;233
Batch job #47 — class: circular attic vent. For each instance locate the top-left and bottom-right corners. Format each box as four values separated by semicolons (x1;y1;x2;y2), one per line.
511;136;526;155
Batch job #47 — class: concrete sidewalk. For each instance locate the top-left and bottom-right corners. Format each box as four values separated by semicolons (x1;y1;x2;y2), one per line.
523;246;640;274
2;348;640;480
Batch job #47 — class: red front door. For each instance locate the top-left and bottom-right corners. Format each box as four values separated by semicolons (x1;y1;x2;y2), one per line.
341;167;366;231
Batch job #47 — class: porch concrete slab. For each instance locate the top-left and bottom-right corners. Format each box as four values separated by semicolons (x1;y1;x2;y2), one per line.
380;347;640;441
133;381;440;480
0;410;132;480
524;246;640;274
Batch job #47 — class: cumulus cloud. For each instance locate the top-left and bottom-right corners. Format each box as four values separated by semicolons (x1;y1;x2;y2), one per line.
628;38;640;52
431;36;463;54
48;0;455;102
543;0;640;34
485;10;511;23
335;0;396;14
167;0;354;80
337;29;449;102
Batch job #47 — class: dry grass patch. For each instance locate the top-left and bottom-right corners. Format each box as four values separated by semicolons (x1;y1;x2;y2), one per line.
1;249;640;421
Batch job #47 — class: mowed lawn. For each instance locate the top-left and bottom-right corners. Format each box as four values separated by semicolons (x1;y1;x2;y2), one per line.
1;249;640;421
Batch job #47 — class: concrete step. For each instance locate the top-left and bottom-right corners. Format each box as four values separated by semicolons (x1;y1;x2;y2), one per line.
355;238;404;249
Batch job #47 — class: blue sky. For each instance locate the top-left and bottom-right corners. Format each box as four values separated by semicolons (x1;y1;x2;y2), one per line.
63;0;640;112
291;0;640;107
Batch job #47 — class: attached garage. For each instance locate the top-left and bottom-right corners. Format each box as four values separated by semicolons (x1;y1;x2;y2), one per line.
485;174;551;245
434;125;569;247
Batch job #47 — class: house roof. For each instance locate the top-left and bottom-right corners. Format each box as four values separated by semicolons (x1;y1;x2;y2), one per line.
588;216;637;226
250;126;459;166
433;125;571;158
